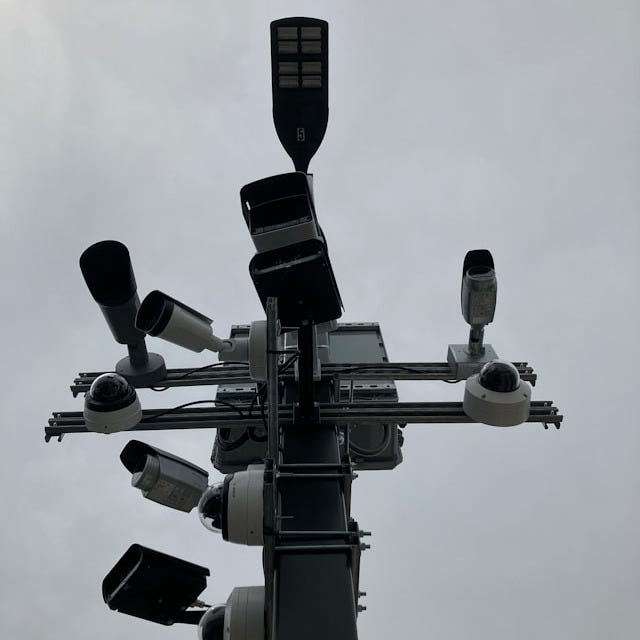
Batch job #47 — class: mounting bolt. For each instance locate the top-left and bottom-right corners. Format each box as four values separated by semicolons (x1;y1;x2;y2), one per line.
357;604;367;613
359;543;371;551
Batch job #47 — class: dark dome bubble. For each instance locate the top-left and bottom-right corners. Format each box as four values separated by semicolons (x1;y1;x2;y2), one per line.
89;373;132;402
199;484;225;531
198;605;225;640
478;360;520;392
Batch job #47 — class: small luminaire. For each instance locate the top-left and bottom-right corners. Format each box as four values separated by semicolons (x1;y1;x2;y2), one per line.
279;61;298;74
79;240;166;385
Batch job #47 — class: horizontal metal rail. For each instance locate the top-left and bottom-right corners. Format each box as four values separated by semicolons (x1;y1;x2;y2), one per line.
45;400;562;440
69;361;537;395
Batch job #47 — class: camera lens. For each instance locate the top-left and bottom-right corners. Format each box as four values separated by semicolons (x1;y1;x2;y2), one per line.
88;373;136;411
478;360;520;393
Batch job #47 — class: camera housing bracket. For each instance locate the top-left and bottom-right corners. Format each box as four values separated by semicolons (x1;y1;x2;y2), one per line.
447;343;499;380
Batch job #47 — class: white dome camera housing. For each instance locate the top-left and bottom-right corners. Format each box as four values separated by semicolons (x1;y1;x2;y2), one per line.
463;360;531;427
84;373;142;433
198;587;265;640
224;587;265;640
198;465;264;546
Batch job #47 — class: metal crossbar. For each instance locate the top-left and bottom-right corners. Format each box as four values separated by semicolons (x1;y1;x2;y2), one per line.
68;361;537;395
45;400;562;440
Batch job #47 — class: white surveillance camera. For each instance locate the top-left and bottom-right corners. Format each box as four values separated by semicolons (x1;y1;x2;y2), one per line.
199;587;265;640
136;290;229;353
463;360;531;427
198;465;264;546
120;440;209;512
461;249;497;356
83;373;142;433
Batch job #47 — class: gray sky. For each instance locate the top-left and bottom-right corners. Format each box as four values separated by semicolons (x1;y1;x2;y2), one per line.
2;1;639;638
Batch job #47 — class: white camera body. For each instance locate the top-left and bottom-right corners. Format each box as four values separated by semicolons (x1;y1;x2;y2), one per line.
83;373;142;434
463;360;531;427
224;586;265;640
199;465;264;546
120;440;209;512
198;587;264;640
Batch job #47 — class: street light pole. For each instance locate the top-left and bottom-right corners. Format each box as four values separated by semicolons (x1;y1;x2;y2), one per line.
44;16;562;640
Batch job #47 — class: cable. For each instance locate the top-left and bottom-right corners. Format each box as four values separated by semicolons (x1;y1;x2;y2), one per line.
337;364;424;374
148;351;299;447
216;352;298;450
143;398;247;422
150;361;249;391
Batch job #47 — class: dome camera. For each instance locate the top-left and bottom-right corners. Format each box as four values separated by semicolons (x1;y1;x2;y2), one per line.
198;604;226;640
463;360;531;427
198;465;264;546
199;587;265;640
84;373;142;433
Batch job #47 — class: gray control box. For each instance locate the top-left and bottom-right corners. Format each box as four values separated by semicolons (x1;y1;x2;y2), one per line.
447;343;498;380
211;323;403;472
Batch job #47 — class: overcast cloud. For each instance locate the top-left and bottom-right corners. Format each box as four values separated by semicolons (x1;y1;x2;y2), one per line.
1;1;639;638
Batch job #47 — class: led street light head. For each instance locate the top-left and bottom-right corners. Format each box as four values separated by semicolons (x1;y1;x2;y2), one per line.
84;373;142;433
198;465;264;546
120;440;209;512
79;241;166;385
136;290;228;353
103;544;209;626
271;18;329;172
463;359;531;426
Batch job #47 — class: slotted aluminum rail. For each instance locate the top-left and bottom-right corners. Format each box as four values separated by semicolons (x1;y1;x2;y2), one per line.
45;400;562;441
68;361;537;396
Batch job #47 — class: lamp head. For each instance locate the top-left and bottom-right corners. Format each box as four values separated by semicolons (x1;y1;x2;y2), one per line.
79;241;166;385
